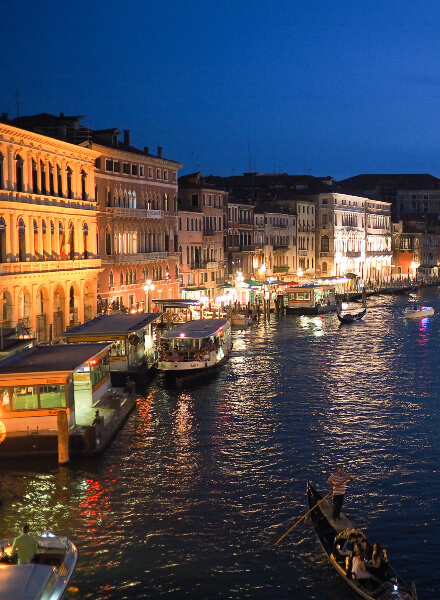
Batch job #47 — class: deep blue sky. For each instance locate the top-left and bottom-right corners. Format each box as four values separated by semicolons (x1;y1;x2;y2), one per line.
2;1;440;179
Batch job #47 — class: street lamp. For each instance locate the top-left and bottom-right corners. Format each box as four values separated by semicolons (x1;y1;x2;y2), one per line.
143;279;155;313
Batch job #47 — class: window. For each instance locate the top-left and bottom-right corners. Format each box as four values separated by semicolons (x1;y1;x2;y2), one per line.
192;194;198;207
148;167;153;178
163;170;168;181
139;165;144;177
131;164;138;176
156;169;161;179
123;163;130;174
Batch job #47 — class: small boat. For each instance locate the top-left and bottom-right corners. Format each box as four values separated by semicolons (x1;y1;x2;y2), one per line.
337;305;366;323
231;313;252;327
306;481;416;600
402;305;434;319
157;318;232;375
0;531;78;600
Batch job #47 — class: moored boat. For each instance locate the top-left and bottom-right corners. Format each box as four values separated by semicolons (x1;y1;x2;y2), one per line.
0;531;77;600
157;318;232;375
231;313;252;327
306;481;416;600
402;305;434;319
286;284;338;315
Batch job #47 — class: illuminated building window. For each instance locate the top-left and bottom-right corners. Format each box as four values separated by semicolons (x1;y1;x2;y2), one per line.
16;154;24;192
18;218;26;262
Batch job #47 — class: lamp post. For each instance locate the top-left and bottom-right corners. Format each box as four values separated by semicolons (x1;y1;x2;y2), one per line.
143;279;155;313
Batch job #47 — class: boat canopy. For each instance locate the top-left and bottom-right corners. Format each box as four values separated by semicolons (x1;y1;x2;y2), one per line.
161;319;229;340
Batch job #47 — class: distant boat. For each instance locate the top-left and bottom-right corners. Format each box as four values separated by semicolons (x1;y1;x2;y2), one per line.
402;305;434;319
0;531;77;600
157;318;232;375
337;305;366;324
231;313;252;327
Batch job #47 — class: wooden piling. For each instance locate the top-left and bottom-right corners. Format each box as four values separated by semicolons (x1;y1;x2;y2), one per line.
57;410;69;465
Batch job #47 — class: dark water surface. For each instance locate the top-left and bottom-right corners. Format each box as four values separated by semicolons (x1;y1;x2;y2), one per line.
1;288;439;599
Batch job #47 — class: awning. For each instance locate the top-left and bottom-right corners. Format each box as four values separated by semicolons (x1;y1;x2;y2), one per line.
244;279;264;286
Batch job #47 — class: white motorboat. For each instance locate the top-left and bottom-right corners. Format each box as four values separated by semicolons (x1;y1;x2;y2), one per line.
157;318;232;375
402;305;435;319
0;531;77;600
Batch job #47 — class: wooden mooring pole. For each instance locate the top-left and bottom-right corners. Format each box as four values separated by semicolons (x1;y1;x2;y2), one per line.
57;410;69;465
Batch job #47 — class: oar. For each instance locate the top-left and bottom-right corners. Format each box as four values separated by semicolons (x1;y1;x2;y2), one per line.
274;491;332;545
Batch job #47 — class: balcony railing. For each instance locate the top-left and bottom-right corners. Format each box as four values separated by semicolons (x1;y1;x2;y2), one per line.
0;258;102;274
113;251;169;263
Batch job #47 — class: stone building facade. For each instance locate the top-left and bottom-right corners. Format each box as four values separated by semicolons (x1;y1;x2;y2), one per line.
0;121;101;341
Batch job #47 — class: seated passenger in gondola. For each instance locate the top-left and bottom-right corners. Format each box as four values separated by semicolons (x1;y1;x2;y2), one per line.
334;531;357;561
352;544;380;584
356;533;372;561
366;542;389;580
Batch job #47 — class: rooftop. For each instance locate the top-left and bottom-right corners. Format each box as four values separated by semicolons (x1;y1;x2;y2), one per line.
0;343;110;375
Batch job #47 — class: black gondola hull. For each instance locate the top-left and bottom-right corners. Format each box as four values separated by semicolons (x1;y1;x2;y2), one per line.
306;481;415;600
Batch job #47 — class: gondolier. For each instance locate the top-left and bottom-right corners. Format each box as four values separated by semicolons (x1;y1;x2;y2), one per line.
327;464;354;519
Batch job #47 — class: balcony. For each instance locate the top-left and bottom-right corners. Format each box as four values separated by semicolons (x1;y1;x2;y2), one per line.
190;262;207;270
239;245;255;252
113;251;169;263
273;244;288;251
298;249;308;256
273;266;289;273
0;258;102;275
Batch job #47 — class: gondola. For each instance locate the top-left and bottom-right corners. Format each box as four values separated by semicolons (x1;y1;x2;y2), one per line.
306;481;416;600
337;306;366;323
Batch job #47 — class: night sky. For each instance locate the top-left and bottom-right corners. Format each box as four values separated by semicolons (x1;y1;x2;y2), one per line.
2;1;440;179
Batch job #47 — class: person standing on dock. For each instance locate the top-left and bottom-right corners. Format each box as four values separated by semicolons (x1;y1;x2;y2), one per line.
327;464;354;520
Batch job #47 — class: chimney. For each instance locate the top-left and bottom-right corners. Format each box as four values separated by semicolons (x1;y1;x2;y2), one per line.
144;146;149;154
157;146;162;158
123;130;131;145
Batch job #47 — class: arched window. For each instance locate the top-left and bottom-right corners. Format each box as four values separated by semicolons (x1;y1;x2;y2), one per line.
109;271;114;287
0;217;6;263
105;229;112;255
40;160;46;195
321;235;329;253
68;223;74;260
32;159;38;193
33;219;39;259
18;218;26;261
120;271;124;286
49;163;54;195
67;167;73;199
57;165;63;196
16;154;24;192
42;220;47;259
322;262;328;273
83;223;89;259
81;169;87;200
59;222;66;259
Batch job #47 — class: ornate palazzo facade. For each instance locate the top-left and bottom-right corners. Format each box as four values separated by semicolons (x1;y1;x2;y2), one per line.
0;123;101;341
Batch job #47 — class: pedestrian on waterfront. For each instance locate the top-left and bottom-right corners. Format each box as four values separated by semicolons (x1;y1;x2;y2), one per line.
327;464;354;520
12;524;37;564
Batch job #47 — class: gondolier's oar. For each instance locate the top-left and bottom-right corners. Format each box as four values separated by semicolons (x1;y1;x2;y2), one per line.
274;491;332;545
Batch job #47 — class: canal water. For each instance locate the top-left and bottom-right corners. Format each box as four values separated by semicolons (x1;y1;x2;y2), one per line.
1;288;439;599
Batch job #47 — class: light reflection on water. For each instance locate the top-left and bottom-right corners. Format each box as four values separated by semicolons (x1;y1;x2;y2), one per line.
0;288;439;598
